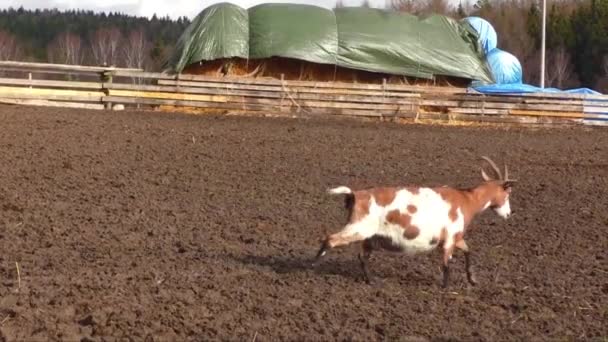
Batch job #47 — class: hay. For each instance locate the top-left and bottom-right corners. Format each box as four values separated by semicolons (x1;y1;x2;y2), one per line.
181;57;470;87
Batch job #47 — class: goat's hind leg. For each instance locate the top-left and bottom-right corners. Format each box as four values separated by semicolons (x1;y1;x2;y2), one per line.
358;238;374;284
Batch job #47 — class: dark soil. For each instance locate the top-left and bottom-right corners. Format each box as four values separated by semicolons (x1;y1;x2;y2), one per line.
0;106;606;341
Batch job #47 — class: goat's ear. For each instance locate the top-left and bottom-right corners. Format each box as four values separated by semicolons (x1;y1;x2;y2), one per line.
503;180;517;191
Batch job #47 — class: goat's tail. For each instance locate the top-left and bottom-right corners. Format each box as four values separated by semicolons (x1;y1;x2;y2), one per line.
327;186;353;195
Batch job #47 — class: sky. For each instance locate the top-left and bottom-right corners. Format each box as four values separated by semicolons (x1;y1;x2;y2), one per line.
2;0;400;19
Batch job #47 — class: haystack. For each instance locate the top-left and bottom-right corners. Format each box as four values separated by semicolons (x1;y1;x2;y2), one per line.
165;2;492;86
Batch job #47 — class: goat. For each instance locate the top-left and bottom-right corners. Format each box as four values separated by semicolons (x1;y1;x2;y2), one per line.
311;156;516;288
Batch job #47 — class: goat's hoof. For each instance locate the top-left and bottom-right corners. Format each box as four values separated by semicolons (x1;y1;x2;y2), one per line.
467;275;478;286
364;278;383;288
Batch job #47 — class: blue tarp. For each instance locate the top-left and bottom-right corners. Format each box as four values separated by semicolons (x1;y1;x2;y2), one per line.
486;48;522;84
462;16;497;55
462;16;603;95
471;83;602;95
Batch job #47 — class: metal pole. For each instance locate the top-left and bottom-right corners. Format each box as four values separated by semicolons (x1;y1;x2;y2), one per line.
540;0;546;88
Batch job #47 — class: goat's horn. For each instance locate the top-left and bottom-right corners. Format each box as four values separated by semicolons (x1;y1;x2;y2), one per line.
504;164;509;181
481;169;493;181
481;156;503;180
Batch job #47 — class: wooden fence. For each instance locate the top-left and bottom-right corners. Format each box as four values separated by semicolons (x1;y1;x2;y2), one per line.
0;60;607;126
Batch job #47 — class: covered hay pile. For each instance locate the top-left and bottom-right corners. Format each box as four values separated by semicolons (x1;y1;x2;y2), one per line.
181;57;470;87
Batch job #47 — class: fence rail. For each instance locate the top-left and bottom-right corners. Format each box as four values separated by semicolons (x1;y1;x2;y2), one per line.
0;60;606;126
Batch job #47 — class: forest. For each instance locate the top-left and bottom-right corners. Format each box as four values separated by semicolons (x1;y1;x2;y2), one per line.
0;0;607;92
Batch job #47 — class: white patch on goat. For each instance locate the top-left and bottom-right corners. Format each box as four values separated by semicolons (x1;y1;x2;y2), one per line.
482;201;491;210
328;187;469;256
371;188;461;254
495;196;511;218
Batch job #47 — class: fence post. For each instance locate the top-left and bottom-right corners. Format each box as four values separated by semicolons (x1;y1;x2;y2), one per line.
101;70;113;110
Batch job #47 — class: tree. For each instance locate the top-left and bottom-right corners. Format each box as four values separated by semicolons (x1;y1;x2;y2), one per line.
472;0;492;17
0;30;22;60
546;46;572;88
123;28;150;84
90;27;122;66
47;31;83;65
421;0;451;15
456;1;468;18
123;28;150;69
570;0;608;87
388;0;419;13
604;55;608;76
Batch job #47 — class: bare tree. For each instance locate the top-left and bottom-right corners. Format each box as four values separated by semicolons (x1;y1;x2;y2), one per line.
421;0;451;15
123;29;150;70
0;30;23;61
545;46;572;88
123;28;150;86
388;0;420;13
47;31;84;65
390;0;452;15
90;27;122;67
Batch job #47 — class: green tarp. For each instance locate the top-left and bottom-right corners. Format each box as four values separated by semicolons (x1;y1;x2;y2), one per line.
165;2;493;82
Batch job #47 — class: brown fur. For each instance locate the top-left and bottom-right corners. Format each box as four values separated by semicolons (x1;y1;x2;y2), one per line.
344;191;371;224
371;187;397;207
386;210;420;240
434;181;510;228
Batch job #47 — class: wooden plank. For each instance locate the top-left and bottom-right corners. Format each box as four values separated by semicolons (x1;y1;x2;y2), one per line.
466;102;581;112
582;119;608;126
107;89;229;103
0;77;103;89
419;112;581;125
424;93;585;106
583;106;608;113
114;70;466;94
509;109;586;119
104;96;400;118
107;88;413;111
156;79;422;99
0;61;142;73
106;82;420;105
421;99;583;112
0;98;104;109
104;96;261;111
583;99;608;106
0;86;104;97
0;94;102;102
446;108;509;115
583;103;608;109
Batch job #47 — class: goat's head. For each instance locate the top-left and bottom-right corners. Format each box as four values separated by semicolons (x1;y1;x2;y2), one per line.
480;156;517;219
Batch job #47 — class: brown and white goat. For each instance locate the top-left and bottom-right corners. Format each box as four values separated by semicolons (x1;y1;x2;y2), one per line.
312;156;516;287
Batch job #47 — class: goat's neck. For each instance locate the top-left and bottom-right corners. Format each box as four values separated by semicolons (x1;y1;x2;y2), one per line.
467;182;497;214
454;183;497;226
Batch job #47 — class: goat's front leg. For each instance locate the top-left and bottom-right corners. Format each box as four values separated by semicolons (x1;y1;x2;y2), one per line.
442;246;453;288
455;239;477;285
